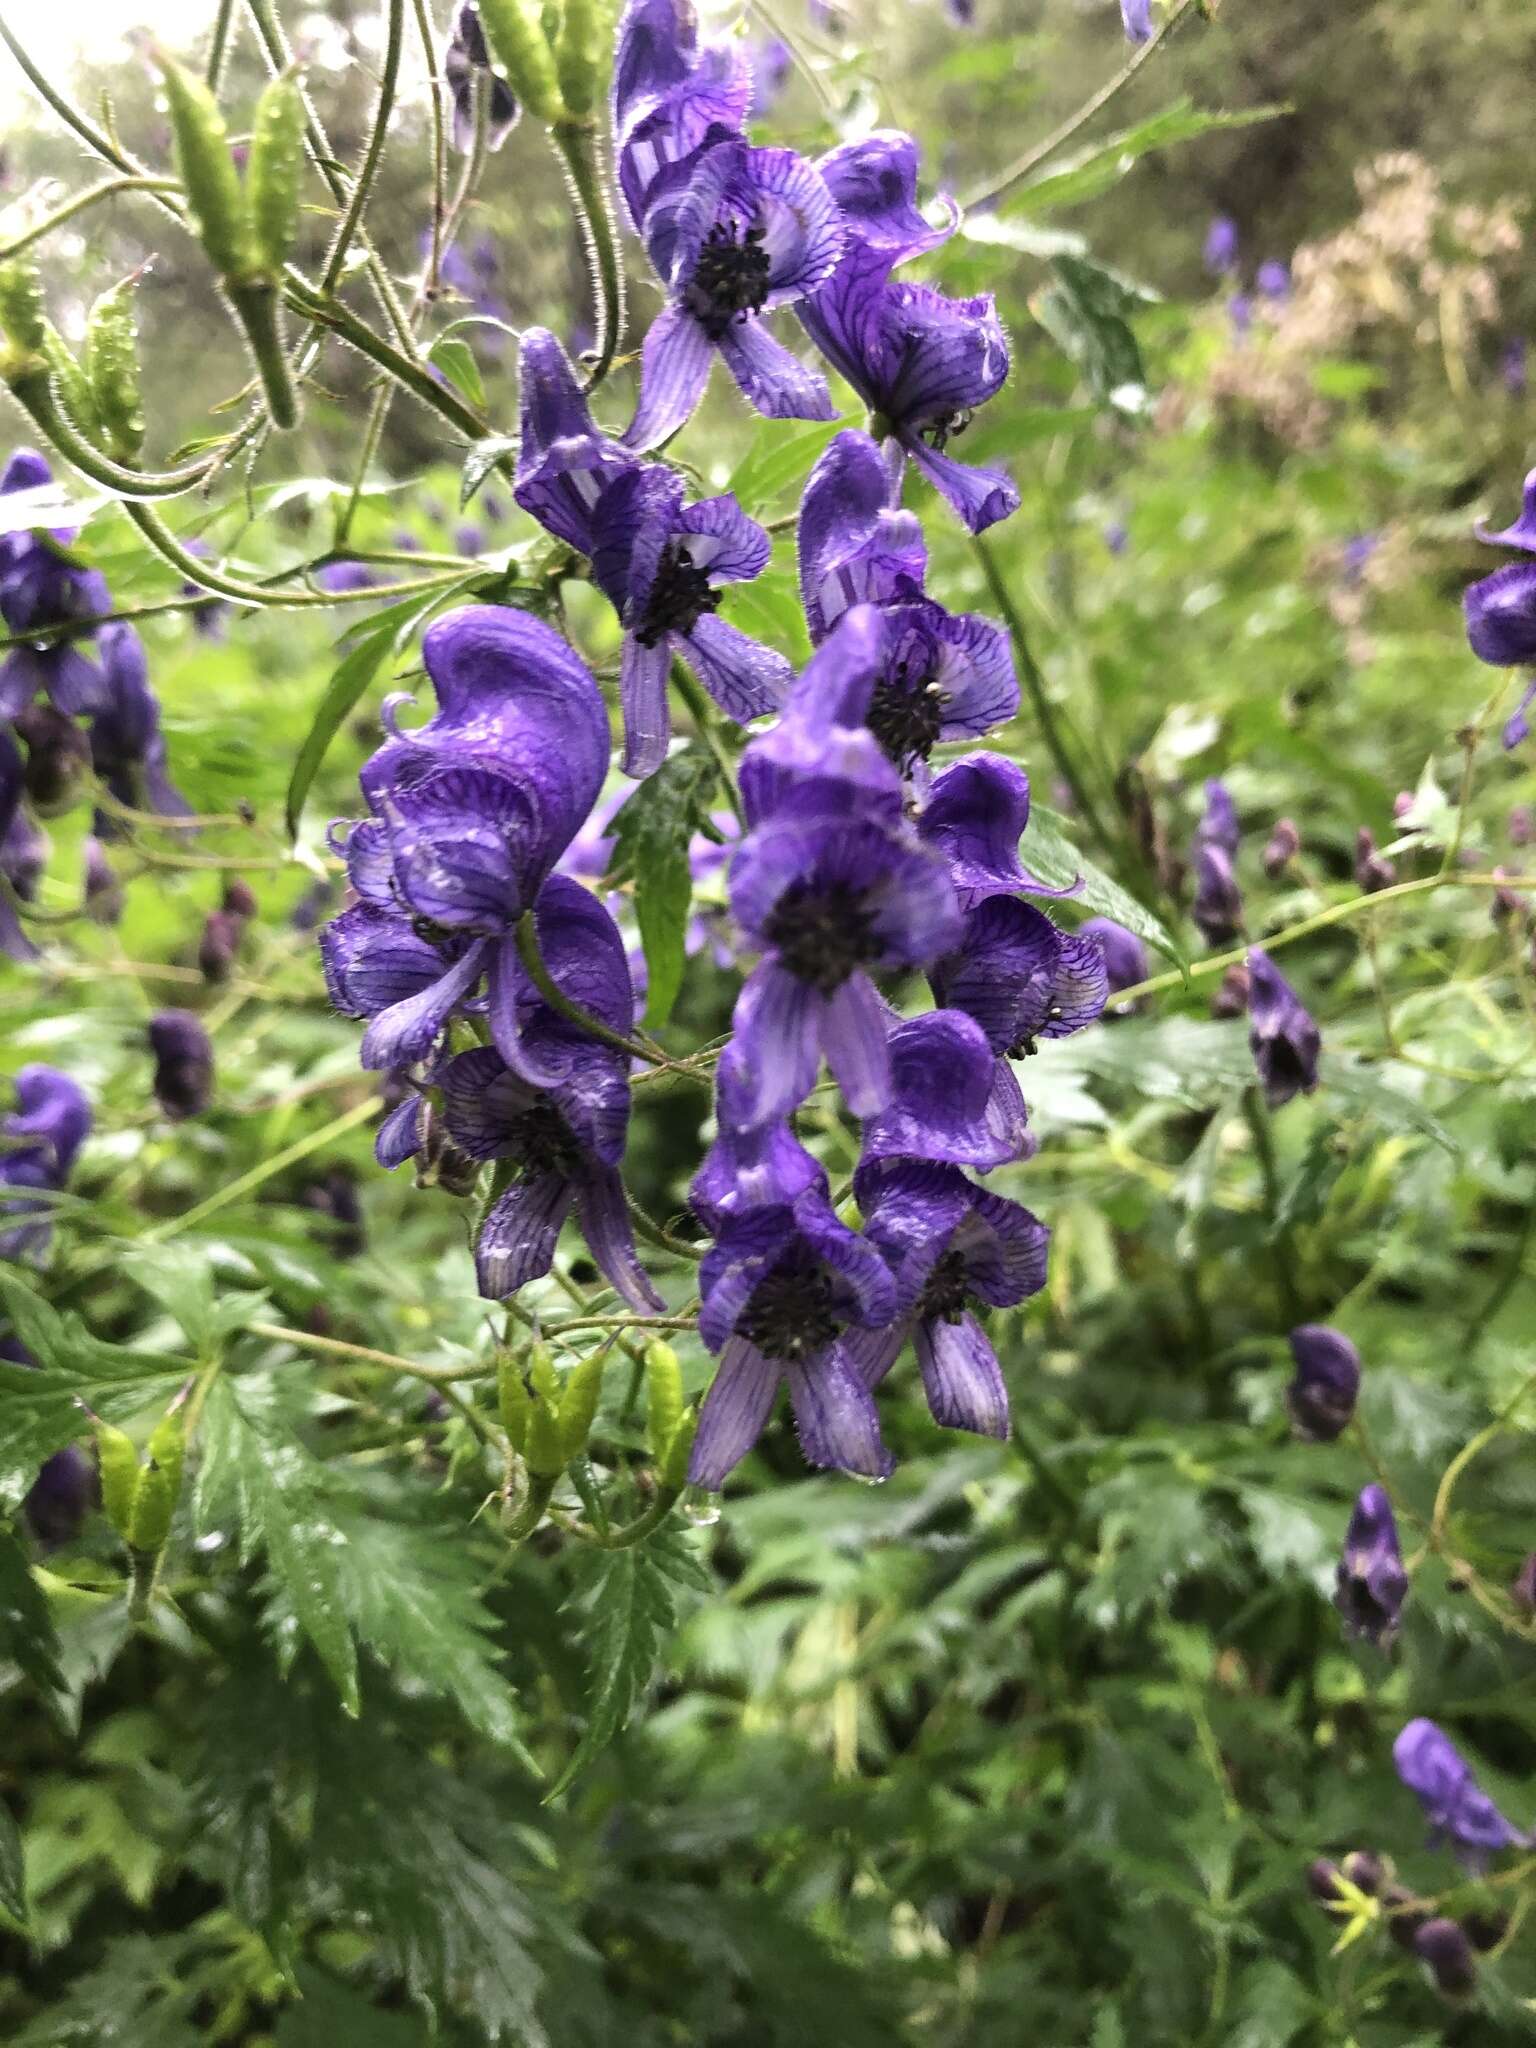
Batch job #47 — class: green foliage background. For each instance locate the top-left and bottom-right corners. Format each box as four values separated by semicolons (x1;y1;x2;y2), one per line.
3;1;1536;2042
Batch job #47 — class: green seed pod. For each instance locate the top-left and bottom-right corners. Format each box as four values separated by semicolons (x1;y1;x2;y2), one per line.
554;0;603;118
39;323;98;439
246;70;307;276
155;52;253;281
145;1410;187;1512
95;1424;140;1539
526;1337;559;1407
0;260;47;355
558;1347;608;1461
475;0;563;123
127;1458;176;1555
496;1349;532;1453
659;1404;697;1492
523;1389;567;1479
83;279;145;460
645;1341;683;1465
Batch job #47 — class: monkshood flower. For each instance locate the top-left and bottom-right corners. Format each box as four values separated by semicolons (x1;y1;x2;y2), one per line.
445;2;520;154
0;1065;91;1262
1247;947;1321;1108
15;704;91;817
430;877;661;1310
848;1159;1048;1439
1464;471;1536;726
513;328;640;556
1192;840;1243;945
315;562;380;595
1196;778;1240;853
1414;1919;1477;1999
0;739;41;964
1081;916;1146;999
689;1090;897;1486
796;431;1017;768
89;623;188;826
1228;292;1253;338
800;133;1018;533
625;137;844;450
1256;259;1291;300
0;1335;96;1545
860;1008;1031;1171
83;837;123;925
1354;826;1396;893
0;449;111;721
611;0;751;234
323;608;609;1075
930;896;1107;1059
590;464;792;776
1394;1719;1528;1870
1263;817;1300;877
1120;0;1153;43
915;754;1083;909
1204;215;1239;276
1334;1482;1408;1645
1286;1323;1361;1441
149;1011;214;1121
736;605;909;828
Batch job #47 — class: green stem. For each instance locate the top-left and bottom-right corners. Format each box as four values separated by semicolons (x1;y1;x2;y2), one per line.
1242;1085;1302;1324
0;177;182;262
960;0;1203;213
122;501;465;609
503;1469;559;1542
226;281;298;431
205;0;239;88
514;909;669;1067
549;117;626;391
142;1095;383;1242
599;1486;683;1548
0;12;172;197
972;533;1117;863
412;0;450;298
320;0;404;297
670;660;746;827
625;1197;705;1263
11;371;222;497
284;272;494;443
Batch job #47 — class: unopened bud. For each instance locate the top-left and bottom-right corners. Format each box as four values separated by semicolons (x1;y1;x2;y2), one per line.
84;275;147;462
1354;828;1396;893
15;703;90;816
246;70;307;274
84;839;124;924
1382;1882;1429;1951
222;876;258;921
1413;1917;1476;1998
1305;1857;1344;1904
1210;962;1250;1019
95;1423;140;1539
475;0;562;121
1340;1849;1384;1896
198;908;243;983
153;52;253;280
1262;817;1300;878
148;1008;215;1119
0;259;48;355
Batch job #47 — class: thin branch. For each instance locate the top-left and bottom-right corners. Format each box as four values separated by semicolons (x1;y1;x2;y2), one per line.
142;1096;384;1244
320;0;405;297
0;176;182;261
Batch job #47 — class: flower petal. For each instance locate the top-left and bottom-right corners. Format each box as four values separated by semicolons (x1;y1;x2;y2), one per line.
786;1343;894;1477
475;1169;575;1299
689;1333;782;1486
725;960;825;1128
903;434;1020;536
574;1162;666;1310
914;1312;1009;1437
358;938;489;1070
619;631;674;779
819;970;893;1117
716;316;837;422
680;612;793;727
624;302;715;451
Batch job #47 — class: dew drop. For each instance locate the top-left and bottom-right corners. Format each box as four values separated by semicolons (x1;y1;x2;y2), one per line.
681;1485;721;1526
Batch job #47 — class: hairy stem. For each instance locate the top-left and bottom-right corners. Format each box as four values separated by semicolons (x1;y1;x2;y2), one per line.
0;176;182;262
320;0;405;297
549;117;626;391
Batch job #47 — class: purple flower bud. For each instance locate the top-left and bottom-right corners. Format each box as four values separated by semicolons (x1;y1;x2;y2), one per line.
1341;533;1377;586
1080;916;1146;997
1286;1323;1361;1441
1393;1718;1527;1869
1490;866;1523;925
24;1444;94;1547
1102;518;1128;556
455;522;483;557
1262;817;1300;877
1211;961;1249;1018
1511;1551;1536;1613
1192;840;1243;944
83;838;123;925
316;561;380;595
1413;1919;1476;1998
1334;1482;1408;1645
1203;214;1239;277
1509;804;1534;847
1341;1849;1384;1896
1305;1857;1343;1903
1228;291;1252;337
0;1065;92;1261
1246;947;1320;1108
198;909;243;984
1197;778;1241;854
1383;1883;1430;1950
1354;827;1396;893
148;1009;214;1120
222;878;258;922
1119;0;1153;43
15;703;91;816
1256;259;1290;300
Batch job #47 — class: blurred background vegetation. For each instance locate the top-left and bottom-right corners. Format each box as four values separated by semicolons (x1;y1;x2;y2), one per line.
4;0;1536;2043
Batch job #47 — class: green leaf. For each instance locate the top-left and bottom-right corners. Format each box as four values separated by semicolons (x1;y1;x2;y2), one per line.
606;747;718;1028
0;481;106;535
727;416;845;516
284;624;395;841
1322;1055;1459;1155
121;1244;265;1356
0;1524;65;1700
0;1798;23;1927
1020;804;1184;965
547;1527;706;1798
1032;254;1155;415
274;1967;432;2047
426;333;485;409
461;433;519;509
1005;99;1288;215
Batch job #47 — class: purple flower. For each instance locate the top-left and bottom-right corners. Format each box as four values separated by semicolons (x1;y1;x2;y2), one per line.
513;328;640;556
432;877;661;1310
455;523;483;557
797;431;1017;767
756;36;793;105
800;134;1018;534
325;606;610;1066
1414;1919;1476;1998
1465;470;1536;692
1120;0;1153;42
1341;533;1377;586
1102;518;1128;555
625;138;843;449
859;1008;1031;1170
1393;1719;1527;1870
1256;259;1290;300
1080;916;1146;998
611;0;752;234
1192;840;1243;945
88;623;189;827
149;1010;214;1120
0;1065;92;1262
1502;337;1527;399
931;896;1107;1058
315;561;379;594
1246;947;1320;1107
0;449;110;720
1354;826;1396;893
1262;817;1299;877
590;465;791;776
445;2;520;153
1203;215;1239;277
1228;292;1252;337
1286;1324;1360;1442
1334;1482;1407;1645
83;837;123;924
15;703;91;817
689;1083;897;1486
915;754;1083;907
846;1158;1047;1438
1197;778;1240;854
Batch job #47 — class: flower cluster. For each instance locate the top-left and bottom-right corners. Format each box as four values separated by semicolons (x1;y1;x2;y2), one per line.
0;449;186;960
0;1063;91;1263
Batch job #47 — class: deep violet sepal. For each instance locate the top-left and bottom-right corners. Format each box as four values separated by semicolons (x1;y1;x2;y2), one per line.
1393;1719;1528;1870
1196;778;1240;854
1465;562;1536;668
1286;1323;1361;1441
1334;1482;1407;1646
1192;840;1243;945
858;1009;1030;1170
1475;468;1536;553
1079;916;1147;997
89;623;189;825
513;328;639;555
930;896;1107;1057
1204;215;1239;276
1120;0;1153;42
736;606;905;830
148;1010;215;1121
916;754;1082;907
611;0;752;233
1246;946;1321;1108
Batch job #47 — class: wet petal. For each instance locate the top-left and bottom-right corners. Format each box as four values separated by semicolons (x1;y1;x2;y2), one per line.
475;1169;575;1299
619;631;674;779
786;1344;894;1477
358;938;489;1070
689;1334;782;1486
716;316;837;422
624;302;715;451
680;612;793;727
914;1312;1009;1437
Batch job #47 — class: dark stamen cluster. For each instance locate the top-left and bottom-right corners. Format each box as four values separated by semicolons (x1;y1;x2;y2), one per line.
867;658;946;767
916;1247;972;1324
685;220;772;337
764;881;881;992
636;542;718;646
739;1265;843;1363
1007;1004;1062;1060
507;1099;582;1179
924;407;974;453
